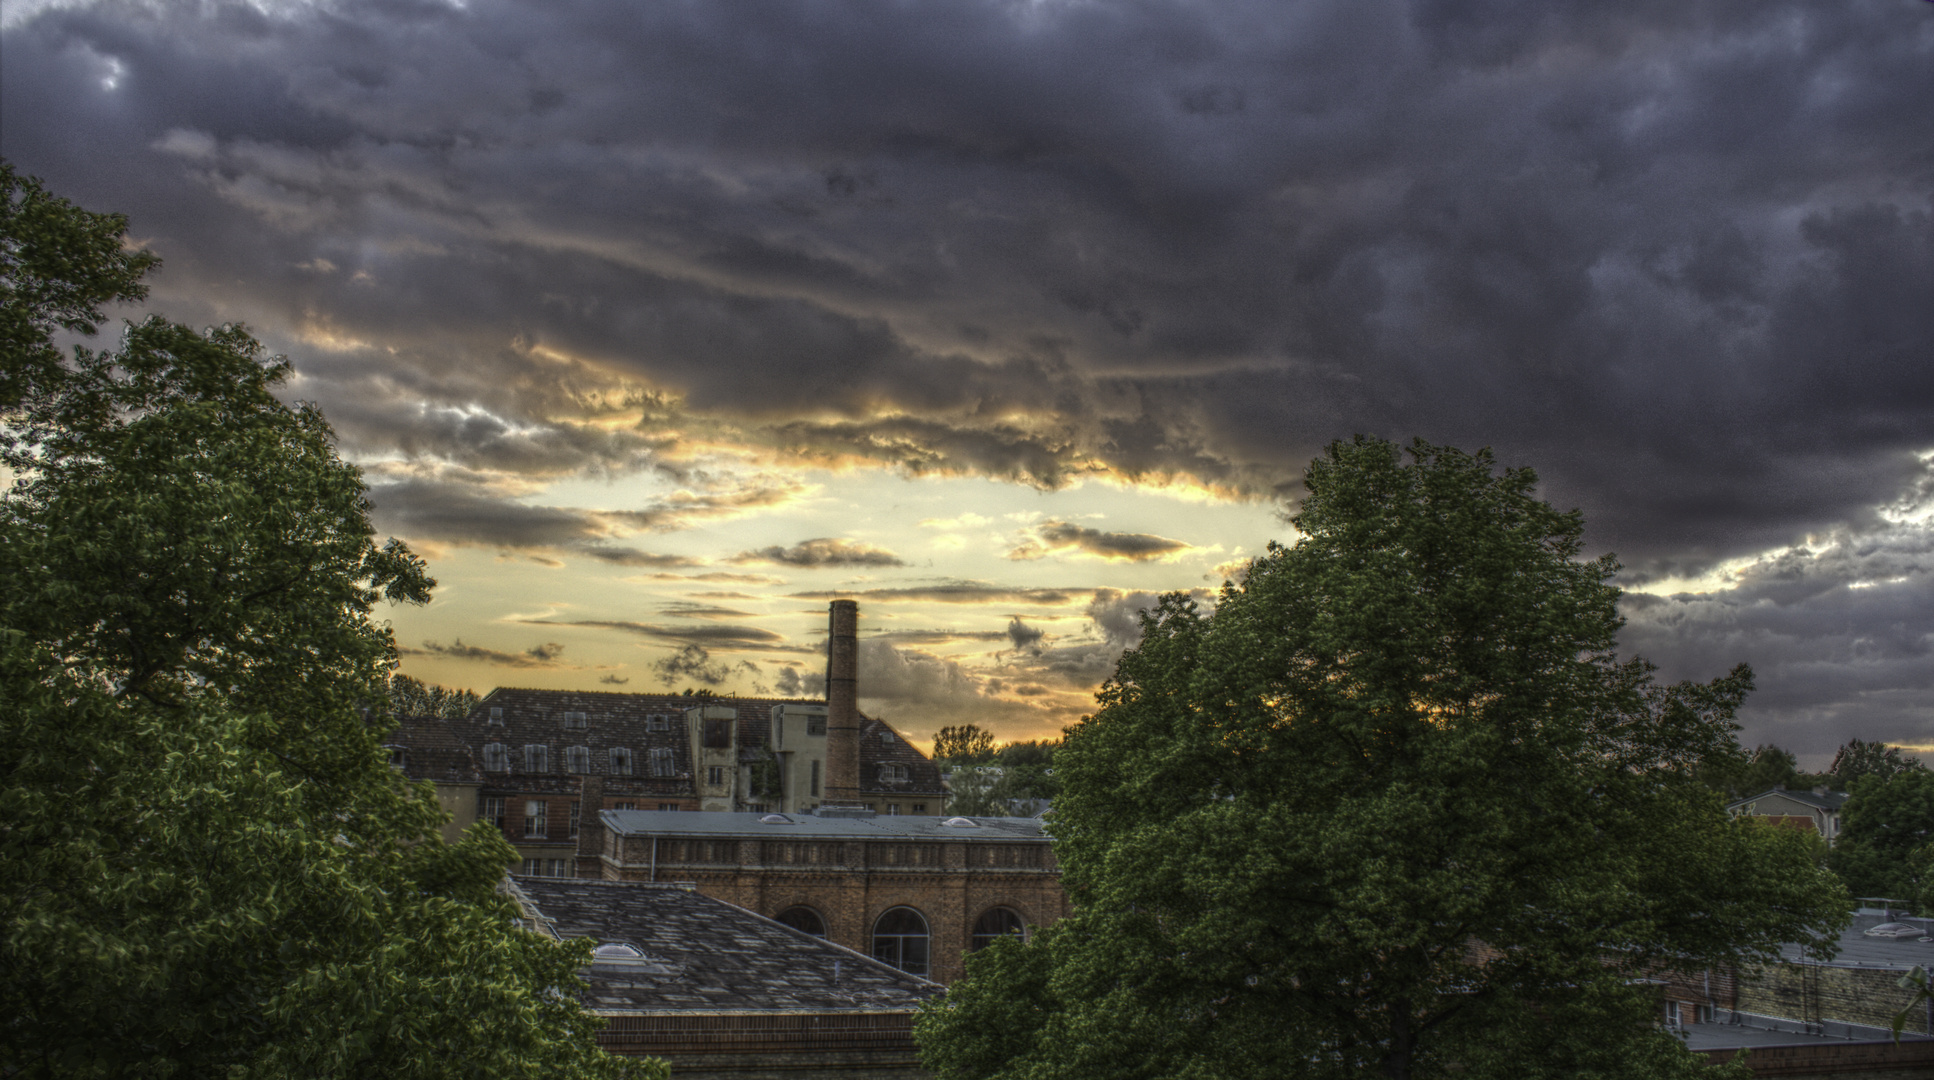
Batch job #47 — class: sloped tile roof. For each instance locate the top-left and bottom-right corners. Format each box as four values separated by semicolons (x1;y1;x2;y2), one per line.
505;877;941;1013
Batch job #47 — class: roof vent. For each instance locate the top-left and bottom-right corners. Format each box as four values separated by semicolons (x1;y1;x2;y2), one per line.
942;817;977;827
760;814;794;825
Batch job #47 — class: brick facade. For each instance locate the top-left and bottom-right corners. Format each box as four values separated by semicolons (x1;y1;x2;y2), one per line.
598;816;1067;985
1737;962;1933;1036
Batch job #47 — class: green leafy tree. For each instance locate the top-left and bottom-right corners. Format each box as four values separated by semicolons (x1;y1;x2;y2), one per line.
1;162;658;1078
389;673;483;720
1830;738;1924;789
918;438;1846;1080
1828;769;1934;902
934;723;998;764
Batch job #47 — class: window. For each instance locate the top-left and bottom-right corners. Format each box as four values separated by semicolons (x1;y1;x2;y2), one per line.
385;746;406;769
549;859;570;878
482;743;509;772
523;744;549;773
972;908;1027;951
807;713;826;736
871;907;930;976
656;803;679;812
811;759;821;797
482;796;505;829
562;710;587;729
880;763;908;784
524;800;547;838
647;713;669;732
565;745;591;773
522;858;543;876
887;804;901;815
774;907;827;937
614;801;637;811
880;731;894;746
609;747;634;775
707;765;724;787
488;707;504;725
569;801;581;838
648;747;676;778
912;804;927;814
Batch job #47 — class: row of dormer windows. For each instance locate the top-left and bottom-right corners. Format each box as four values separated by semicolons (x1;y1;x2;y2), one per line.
479;742;677;776
482;707;685;732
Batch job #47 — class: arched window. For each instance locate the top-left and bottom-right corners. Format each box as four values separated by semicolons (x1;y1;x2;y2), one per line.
482;743;509;772
564;745;591;773
774;906;827;937
871;907;929;976
609;747;634;776
971;908;1027;951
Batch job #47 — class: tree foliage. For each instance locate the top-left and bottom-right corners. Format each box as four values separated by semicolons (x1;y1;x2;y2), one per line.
388;673;483;721
935;723;998;764
1830;738;1924;789
0;162;656;1078
1828;769;1934;903
917;438;1846;1080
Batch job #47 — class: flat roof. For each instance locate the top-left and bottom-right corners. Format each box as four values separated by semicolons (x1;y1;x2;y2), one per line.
601;809;1050;841
505;876;941;1014
1781;912;1934;970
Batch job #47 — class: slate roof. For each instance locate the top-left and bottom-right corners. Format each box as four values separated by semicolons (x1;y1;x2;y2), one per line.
505;876;942;1013
1727;787;1849;812
444;687;944;800
383;716;483;784
603;809;1050;841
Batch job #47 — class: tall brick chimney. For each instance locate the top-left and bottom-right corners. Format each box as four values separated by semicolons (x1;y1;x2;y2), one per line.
823;599;862;806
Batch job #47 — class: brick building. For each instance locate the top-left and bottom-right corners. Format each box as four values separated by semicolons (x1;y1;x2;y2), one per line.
581;808;1067;985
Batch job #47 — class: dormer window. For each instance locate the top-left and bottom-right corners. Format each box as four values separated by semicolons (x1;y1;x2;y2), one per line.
565;745;591;774
609;747;634;776
879;731;894;746
482;743;509;772
561;711;588;730
880;763;908;784
647;713;669;732
487;707;504;725
648;747;675;778
385;746;407;770
523;744;550;773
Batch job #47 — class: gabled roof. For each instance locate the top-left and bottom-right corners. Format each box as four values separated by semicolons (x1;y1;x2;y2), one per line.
504;876;941;1012
1727;787;1849;813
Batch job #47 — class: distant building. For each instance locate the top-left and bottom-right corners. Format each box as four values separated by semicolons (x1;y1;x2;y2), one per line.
505;875;939;1078
1725;787;1849;843
582;808;1065;986
384;715;484;844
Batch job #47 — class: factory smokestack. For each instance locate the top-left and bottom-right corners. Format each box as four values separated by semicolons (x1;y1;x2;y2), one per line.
823;599;861;806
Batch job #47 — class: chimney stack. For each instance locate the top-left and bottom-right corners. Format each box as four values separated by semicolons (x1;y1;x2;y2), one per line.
823;599;862;806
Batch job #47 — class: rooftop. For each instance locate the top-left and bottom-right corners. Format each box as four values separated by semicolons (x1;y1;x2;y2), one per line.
1781;912;1934;970
602;809;1050;841
505;876;941;1013
1727;787;1849;812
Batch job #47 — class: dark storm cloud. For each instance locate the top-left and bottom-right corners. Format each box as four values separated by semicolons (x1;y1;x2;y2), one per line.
520;618;812;655
732;537;906;568
406;638;569;668
1007;521;1195;562
6;0;1932;747
789;583;1090;606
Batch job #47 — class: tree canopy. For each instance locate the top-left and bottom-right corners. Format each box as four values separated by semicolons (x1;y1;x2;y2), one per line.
916;437;1847;1080
0;162;655;1078
935;723;998;764
1828;768;1934;903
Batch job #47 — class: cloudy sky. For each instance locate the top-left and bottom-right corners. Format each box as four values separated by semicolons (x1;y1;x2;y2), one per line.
5;0;1930;761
